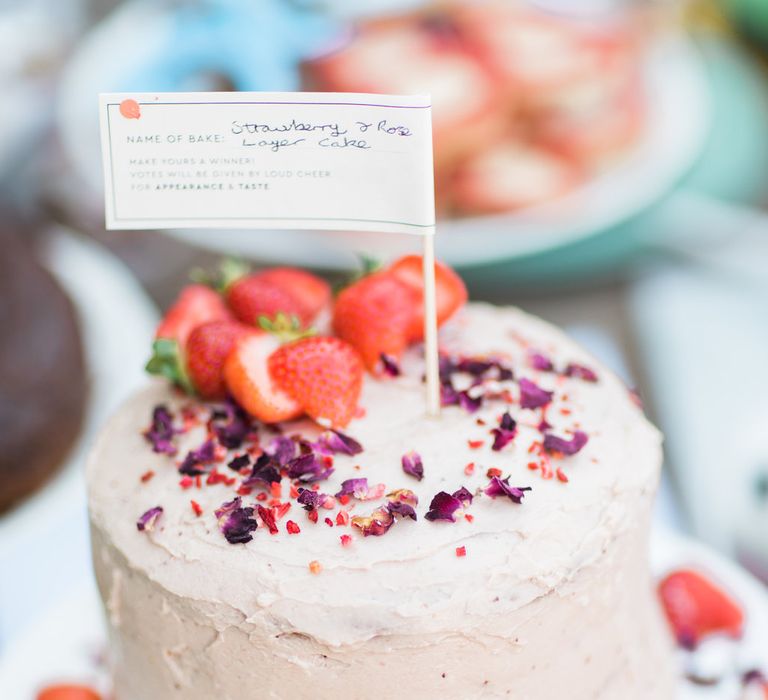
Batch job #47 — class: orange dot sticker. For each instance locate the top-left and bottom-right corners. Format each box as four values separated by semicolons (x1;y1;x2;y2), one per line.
119;99;141;120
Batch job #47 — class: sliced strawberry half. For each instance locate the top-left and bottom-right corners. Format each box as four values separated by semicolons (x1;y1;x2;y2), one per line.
332;271;419;372
223;333;302;424
388;254;467;340
658;569;744;650
269;336;364;428
185;320;255;399
147;284;232;392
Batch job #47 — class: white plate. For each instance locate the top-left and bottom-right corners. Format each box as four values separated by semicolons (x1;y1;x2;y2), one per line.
1;530;765;699
57;0;709;268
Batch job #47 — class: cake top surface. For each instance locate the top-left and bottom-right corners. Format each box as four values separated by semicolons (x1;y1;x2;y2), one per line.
88;302;661;645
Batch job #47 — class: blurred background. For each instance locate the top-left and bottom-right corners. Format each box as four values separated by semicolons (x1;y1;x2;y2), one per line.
1;0;768;695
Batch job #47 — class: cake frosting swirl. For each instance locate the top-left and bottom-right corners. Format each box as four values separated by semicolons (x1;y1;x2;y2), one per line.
88;302;676;699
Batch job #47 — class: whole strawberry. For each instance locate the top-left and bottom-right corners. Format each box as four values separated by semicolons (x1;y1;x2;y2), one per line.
332;271;419;372
225;267;331;326
658;569;744;649
257;267;331;320
147;284;232;393
269;336;364;428
388;254;467;341
185;320;255;399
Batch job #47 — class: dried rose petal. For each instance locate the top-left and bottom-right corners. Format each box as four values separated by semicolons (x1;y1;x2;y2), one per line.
387;501;417;520
518;378;554;410
439;354;457;381
564;363;598;382
212;399;251;449
424;491;463;522
143;405;178;455
456;358;495;376
215;497;258;544
296;488;328;511
227;454;250;472
178;439;216;476
267;435;296;465
459;390;483;413
452;486;474;506
351;507;394;536
137;506;163;532
543;431;589;456
484;476;531;503
335;478;370;500
242;453;281;488
402;451;424;481
491;412;518;451
440;380;460;407
387;489;418;507
380;353;401;377
316;429;363;456
286;453;334;482
530;351;554;372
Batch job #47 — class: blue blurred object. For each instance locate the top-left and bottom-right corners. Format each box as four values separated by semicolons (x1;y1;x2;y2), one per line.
119;0;341;92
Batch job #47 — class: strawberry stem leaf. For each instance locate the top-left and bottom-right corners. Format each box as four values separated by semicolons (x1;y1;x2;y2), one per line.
189;257;250;292
333;253;382;295
145;338;195;394
258;313;316;343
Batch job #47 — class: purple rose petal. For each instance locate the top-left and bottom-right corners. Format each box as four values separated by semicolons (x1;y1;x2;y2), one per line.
459;390;483;413
440;380;460;407
212;399;251;449
543;430;589;456
266;435;297;466
519;378;554;410
316;429;363;456
286;453;334;483
143;405;178;456
425;491;463;522
242;453;281;488
456;358;495;376
227;454;250;472
215;497;258;544
401;451;424;481
491;412;518;452
137;506;163;532
335;478;370;500
484;476;531;503
530;351;554;372
439;354;457;382
387;501;417;520
178;439;216;476
380;353;401;377
296;488;328;511
564;363;598;383
452;486;474;506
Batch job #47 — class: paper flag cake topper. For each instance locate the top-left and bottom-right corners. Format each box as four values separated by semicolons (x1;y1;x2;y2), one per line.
99;91;440;415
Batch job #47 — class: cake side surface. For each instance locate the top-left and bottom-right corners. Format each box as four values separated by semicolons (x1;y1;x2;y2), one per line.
88;302;676;699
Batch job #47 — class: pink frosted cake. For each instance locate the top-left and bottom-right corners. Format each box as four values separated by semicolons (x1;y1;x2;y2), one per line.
87;259;676;699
